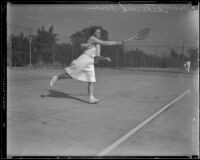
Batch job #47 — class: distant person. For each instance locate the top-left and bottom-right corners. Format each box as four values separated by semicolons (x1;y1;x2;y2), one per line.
50;28;124;104
184;58;191;73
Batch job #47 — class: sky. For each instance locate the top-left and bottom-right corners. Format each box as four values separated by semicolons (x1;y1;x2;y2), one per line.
7;3;199;47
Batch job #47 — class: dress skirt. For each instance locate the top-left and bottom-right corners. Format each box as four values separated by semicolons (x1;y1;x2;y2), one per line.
65;53;96;82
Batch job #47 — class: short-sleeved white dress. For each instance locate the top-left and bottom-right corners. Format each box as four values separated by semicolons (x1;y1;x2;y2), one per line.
65;44;101;82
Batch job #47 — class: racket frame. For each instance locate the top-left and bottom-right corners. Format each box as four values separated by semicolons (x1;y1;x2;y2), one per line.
124;28;151;42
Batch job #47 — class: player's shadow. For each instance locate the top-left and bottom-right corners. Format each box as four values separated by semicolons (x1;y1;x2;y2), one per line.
40;90;90;104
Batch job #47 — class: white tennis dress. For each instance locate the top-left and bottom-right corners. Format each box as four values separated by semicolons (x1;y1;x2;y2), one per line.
65;44;101;82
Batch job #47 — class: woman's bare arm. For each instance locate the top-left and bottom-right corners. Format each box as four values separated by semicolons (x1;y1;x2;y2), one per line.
88;36;122;46
81;43;93;48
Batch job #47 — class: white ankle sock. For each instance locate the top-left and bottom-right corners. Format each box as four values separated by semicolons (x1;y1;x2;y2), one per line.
89;96;95;99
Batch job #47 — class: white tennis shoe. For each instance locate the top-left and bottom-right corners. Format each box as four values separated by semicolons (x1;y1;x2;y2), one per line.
50;76;58;87
89;97;100;104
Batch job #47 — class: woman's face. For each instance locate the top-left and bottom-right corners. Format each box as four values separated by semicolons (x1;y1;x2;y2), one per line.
94;29;101;39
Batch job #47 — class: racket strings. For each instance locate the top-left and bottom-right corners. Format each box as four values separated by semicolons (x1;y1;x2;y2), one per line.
135;28;151;40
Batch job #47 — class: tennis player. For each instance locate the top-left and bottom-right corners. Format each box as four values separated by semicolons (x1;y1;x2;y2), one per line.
50;28;123;104
184;60;191;72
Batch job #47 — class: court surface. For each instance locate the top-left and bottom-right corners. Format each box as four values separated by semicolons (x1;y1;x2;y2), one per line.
7;68;199;157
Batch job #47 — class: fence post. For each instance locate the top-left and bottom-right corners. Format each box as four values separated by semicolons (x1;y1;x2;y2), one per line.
130;46;133;67
155;46;157;67
29;28;32;67
53;42;55;67
117;46;119;68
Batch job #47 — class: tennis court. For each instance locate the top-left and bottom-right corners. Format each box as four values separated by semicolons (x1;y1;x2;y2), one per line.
7;67;199;157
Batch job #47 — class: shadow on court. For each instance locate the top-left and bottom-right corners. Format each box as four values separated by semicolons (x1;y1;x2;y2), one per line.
40;89;90;104
7;68;199;156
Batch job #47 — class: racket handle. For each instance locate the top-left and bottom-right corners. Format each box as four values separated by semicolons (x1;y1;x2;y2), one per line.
123;37;134;42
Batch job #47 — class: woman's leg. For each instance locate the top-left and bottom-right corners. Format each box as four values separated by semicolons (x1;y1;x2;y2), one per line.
50;72;72;87
57;72;72;80
88;82;94;98
88;82;100;103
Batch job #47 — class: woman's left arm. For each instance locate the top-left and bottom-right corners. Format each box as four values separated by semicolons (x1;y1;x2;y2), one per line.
81;43;93;48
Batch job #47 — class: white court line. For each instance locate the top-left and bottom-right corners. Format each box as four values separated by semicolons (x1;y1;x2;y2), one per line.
97;89;190;156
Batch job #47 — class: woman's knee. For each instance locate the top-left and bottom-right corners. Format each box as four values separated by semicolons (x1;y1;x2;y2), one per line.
88;82;94;86
65;73;72;79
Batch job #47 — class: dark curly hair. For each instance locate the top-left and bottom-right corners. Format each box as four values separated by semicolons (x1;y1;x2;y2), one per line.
90;27;101;36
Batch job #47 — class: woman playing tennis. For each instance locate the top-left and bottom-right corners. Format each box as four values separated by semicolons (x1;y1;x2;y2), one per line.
50;28;123;104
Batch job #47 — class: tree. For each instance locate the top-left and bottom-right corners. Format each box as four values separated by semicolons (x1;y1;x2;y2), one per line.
170;48;179;58
12;33;29;52
70;26;109;59
70;26;109;44
34;25;58;64
187;47;198;68
11;33;29;66
55;43;72;66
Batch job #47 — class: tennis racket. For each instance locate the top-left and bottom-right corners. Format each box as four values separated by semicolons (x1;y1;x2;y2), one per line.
123;28;152;42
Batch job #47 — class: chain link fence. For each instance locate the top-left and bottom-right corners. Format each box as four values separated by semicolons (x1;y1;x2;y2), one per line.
7;24;199;70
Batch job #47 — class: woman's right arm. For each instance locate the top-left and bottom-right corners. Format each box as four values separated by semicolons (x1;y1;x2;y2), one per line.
88;36;122;46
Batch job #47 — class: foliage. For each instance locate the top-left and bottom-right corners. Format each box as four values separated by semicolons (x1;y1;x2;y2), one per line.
11;33;30;66
9;25;198;70
55;43;72;65
34;25;58;64
70;26;109;44
70;26;110;59
186;48;199;67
